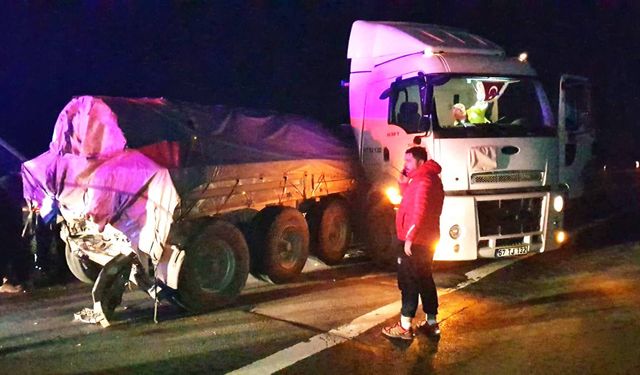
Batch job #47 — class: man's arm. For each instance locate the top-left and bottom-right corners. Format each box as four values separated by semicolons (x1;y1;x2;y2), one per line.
405;178;430;243
398;174;409;194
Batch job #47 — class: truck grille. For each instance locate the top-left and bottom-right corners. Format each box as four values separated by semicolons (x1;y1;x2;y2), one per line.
477;197;543;236
471;170;543;184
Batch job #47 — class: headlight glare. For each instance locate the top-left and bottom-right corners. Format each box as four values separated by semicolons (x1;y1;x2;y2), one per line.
555;230;567;244
385;187;402;205
553;195;564;213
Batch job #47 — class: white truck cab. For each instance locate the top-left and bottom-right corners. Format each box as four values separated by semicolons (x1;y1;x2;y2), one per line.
347;21;593;260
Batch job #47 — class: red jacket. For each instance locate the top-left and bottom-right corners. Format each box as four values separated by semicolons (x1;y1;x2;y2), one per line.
395;160;444;247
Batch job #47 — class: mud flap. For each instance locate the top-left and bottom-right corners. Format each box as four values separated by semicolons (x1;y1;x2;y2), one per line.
155;245;186;291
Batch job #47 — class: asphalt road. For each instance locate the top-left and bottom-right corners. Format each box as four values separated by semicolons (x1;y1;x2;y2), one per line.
1;211;639;375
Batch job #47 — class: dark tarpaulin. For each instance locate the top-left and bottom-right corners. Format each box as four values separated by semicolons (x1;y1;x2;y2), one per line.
95;96;357;166
91;96;358;194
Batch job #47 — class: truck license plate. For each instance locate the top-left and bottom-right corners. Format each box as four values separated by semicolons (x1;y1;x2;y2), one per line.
495;245;529;258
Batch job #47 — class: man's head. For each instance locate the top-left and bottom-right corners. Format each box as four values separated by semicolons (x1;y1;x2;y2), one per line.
404;146;428;173
452;103;466;122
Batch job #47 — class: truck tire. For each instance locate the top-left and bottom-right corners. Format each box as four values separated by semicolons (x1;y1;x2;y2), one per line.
177;220;250;312
65;244;101;284
251;206;309;283
100;263;131;321
92;253;133;321
308;199;351;265
366;205;400;269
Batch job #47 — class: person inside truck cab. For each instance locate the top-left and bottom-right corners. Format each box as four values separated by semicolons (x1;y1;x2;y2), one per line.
467;80;507;124
467;82;491;124
451;103;472;127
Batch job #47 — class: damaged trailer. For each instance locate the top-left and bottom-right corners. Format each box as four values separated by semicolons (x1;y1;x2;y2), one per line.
22;96;361;315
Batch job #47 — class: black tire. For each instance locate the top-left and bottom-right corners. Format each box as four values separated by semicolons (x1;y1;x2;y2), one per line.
366;204;400;269
64;243;101;284
251;206;309;283
101;265;131;321
177;220;250;313
92;254;133;321
308;199;351;265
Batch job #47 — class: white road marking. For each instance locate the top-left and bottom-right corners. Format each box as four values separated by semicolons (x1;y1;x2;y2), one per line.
227;258;522;375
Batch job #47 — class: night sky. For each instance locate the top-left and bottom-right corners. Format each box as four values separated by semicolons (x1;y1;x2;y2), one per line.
1;1;639;161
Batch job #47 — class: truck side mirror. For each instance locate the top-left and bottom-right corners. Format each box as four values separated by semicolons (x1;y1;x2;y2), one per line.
379;88;391;100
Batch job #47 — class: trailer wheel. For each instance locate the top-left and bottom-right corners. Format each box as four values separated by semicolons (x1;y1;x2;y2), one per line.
366;205;399;269
65;244;101;284
308;199;351;265
251;206;309;283
177;220;250;312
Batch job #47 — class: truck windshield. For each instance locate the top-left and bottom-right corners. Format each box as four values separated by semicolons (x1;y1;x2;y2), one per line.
429;74;555;138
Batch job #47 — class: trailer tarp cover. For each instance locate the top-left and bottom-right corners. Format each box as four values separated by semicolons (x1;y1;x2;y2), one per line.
48;96;355;165
21;96;356;259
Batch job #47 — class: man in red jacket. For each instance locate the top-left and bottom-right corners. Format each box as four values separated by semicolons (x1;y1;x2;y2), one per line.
382;146;444;340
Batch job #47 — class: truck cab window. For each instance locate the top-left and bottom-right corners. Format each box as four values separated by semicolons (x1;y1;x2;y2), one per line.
562;81;592;132
429;74;554;137
388;81;427;134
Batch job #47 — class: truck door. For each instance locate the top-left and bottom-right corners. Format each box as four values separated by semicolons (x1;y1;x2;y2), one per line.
386;77;429;174
558;75;594;199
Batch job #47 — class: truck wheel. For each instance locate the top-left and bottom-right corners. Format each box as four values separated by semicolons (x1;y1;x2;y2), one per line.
177;220;250;312
92;254;133;321
101;264;131;321
65;244;101;284
251;206;309;283
308;199;351;265
366;205;399;269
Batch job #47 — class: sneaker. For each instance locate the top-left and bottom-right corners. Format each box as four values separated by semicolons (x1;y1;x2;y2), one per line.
382;321;414;340
417;320;441;337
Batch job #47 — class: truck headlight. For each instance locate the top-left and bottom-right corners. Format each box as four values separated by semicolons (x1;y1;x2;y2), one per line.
553;195;564;213
385;187;402;205
449;224;460;239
